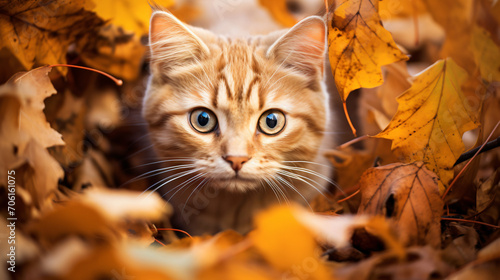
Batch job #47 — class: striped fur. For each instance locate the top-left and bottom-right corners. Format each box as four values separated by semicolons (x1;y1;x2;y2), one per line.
143;11;333;234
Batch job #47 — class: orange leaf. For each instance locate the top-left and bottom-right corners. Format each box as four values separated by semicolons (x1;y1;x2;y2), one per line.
357;162;444;247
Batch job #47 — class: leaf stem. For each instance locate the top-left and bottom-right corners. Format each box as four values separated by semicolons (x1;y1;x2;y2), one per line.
343;101;357;137
156;228;193;239
49;64;123;86
337;189;360;203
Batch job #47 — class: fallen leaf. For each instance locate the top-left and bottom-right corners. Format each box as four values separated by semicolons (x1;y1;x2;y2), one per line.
379;0;427;19
471;25;500;82
93;0;174;35
357;162;444;247
0;0;104;73
327;0;408;101
375;58;480;190
258;0;297;27
77;24;147;81
250;205;331;279
335;246;452;280
476;168;500;225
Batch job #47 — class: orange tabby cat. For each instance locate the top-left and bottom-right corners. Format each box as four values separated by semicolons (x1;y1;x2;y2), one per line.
143;10;333;234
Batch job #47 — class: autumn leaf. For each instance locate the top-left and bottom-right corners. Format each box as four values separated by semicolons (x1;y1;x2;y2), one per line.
327;0;408;102
0;0;104;74
258;0;297;27
250;205;332;279
378;0;427;20
93;0;175;35
77;25;147;80
376;58;480;190
357;162;444;247
471;25;500;82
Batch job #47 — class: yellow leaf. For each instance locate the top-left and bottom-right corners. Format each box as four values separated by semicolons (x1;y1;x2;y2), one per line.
378;0;427;20
471;25;500;82
258;0;297;27
327;0;408;102
0;0;104;73
423;0;473;34
250;205;331;279
93;0;175;35
376;58;480;191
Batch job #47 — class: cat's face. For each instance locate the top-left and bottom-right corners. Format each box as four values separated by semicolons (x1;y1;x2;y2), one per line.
144;12;328;192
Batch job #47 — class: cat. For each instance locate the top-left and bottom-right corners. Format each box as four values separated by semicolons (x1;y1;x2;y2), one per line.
142;9;334;235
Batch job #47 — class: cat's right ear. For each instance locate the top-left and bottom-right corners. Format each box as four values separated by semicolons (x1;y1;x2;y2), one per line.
149;11;210;72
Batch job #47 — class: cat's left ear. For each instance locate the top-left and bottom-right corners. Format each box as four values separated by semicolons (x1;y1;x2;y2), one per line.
267;16;326;77
149;11;210;72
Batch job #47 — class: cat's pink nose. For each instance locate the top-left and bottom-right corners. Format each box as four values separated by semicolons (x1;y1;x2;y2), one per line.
223;156;250;172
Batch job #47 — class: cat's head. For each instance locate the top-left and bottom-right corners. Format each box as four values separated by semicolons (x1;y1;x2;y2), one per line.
144;11;328;192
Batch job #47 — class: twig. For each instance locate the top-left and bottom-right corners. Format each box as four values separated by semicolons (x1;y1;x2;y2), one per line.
441;217;500;229
338;135;369;149
443;120;500;199
337;189;360;203
454;136;500;166
157;228;193;239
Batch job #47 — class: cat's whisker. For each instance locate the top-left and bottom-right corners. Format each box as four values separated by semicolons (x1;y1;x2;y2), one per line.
182;176;211;214
279;164;342;193
134;158;196;168
277;170;327;199
282;160;334;169
269;177;290;205
275;174;313;211
166;172;207;202
142;168;202;198
129;164;197;183
126;143;155;159
263;178;282;204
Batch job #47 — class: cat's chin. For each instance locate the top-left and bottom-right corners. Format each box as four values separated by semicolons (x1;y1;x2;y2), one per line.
210;177;260;192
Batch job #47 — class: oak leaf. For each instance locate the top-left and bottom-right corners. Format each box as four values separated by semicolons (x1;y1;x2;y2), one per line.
93;0;174;35
327;0;408;102
357;162;444;247
376;58;480;190
0;0;104;73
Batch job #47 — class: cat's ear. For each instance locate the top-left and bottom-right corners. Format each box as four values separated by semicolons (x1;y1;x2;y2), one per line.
149;11;210;72
267;16;326;77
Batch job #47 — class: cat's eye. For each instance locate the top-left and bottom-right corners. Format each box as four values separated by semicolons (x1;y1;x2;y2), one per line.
190;108;218;133
258;110;286;135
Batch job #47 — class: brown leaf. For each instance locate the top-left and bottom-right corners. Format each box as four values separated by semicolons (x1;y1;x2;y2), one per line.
357;162;444;247
77;25;147;81
0;0;104;73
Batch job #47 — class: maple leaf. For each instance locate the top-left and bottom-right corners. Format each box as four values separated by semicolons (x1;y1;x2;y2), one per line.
375;58;480;191
357;162;444;247
0;0;104;73
93;0;175;35
327;0;408;102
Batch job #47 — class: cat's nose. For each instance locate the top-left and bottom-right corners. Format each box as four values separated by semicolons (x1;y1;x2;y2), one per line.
223;156;250;172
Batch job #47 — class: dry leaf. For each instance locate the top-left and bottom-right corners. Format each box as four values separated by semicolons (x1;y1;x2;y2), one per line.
0;0;104;73
376;58;480;190
357;162;444;247
258;0;297;27
77;24;147;80
250;205;331;279
327;0;408;101
93;0;174;35
471;25;500;82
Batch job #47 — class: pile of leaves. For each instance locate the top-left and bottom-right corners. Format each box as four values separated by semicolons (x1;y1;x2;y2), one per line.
1;0;500;279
